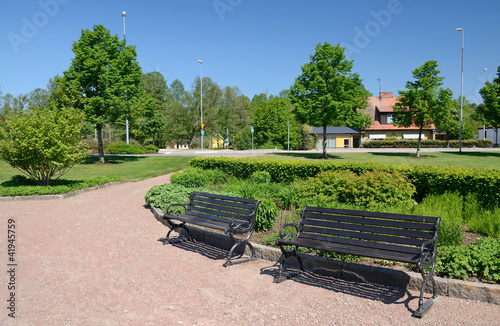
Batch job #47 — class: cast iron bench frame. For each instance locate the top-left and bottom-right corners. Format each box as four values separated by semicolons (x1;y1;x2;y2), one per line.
161;192;261;267
275;206;440;318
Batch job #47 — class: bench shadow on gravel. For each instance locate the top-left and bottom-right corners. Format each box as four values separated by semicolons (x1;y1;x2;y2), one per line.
158;238;234;262
260;265;417;314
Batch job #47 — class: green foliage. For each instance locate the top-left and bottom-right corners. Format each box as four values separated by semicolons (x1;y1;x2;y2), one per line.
362;139;492;148
144;183;202;212
170;168;228;189
145;144;159;153
105;142;146;154
0;174;119;196
170;168;209;188
290;42;371;158
436;237;500;282
479;66;500;129
0;106;90;186
255;198;278;232
249;171;271;184
60;24;145;161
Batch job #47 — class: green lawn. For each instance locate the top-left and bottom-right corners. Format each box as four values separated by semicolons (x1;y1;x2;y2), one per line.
263;151;500;169
0;155;192;183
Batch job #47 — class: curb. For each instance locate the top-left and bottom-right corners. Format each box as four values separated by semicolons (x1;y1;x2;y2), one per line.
0;182;122;202
151;206;500;306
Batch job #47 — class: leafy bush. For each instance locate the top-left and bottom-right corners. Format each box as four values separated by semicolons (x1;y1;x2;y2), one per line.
170;169;209;188
249;171;271;184
255;198;278;232
361;139;492;148
0;175;120;197
0;106;91;186
145;144;159;153
144;183;202;212
436;237;500;282
106;142;146;154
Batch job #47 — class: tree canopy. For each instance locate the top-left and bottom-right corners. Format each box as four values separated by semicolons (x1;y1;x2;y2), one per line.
290;42;371;158
393;60;454;157
479;65;500;130
60;24;144;161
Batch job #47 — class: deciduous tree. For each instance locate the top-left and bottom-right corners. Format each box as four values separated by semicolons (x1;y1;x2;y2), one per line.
290;43;370;158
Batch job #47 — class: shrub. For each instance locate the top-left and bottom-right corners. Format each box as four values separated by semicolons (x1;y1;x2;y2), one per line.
170;169;209;188
249;171;271;184
145;144;159;153
436;237;500;282
105;142;146;154
144;183;202;212
0;106;91;186
255;198;278;232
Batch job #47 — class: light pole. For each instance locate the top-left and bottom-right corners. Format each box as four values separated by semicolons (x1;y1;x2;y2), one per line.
122;11;129;145
483;68;487;139
456;27;464;153
198;60;203;149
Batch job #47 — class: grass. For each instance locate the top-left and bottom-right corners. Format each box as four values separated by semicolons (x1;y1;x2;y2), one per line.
264;151;500;169
0;155;192;184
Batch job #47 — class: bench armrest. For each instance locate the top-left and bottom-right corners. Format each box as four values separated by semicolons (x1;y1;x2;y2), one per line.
164;203;187;217
225;212;255;235
418;236;437;268
277;223;300;242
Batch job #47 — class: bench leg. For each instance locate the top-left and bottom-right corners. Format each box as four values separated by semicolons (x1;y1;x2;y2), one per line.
223;234;258;267
159;223;193;245
274;247;304;283
413;264;438;318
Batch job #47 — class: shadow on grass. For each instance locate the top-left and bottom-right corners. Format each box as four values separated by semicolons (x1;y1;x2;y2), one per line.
442;151;500;158
82;155;146;164
1;175;82;187
369;152;439;159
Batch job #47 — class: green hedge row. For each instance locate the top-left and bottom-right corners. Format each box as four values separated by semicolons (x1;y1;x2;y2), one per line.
189;157;500;208
362;139;493;148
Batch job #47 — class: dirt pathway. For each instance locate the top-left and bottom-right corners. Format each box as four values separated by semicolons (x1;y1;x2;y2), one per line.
1;175;499;325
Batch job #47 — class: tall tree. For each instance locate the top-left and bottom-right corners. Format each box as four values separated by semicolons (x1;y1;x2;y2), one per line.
432;89;459;147
479;65;500;145
218;86;251;147
60;24;144;162
290;43;371;158
393;60;454;157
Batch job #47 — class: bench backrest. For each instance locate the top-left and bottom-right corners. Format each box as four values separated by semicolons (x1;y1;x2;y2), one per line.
186;192;260;228
297;206;440;263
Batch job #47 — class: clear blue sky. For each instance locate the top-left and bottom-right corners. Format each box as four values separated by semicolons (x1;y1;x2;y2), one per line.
1;0;499;104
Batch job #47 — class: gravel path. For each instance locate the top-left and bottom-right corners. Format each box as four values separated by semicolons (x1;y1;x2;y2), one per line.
1;175;499;325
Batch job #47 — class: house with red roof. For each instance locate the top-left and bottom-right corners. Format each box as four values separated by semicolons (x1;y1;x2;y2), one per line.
363;92;436;141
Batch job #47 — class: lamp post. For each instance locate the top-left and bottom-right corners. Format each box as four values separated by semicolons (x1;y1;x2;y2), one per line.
483;68;487;139
456;27;464;153
122;11;129;145
198;60;203;149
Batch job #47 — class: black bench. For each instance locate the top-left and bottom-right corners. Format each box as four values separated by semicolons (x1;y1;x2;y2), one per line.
161;192;261;267
275;206;440;318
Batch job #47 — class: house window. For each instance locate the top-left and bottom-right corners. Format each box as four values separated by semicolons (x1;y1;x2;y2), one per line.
369;134;386;139
387;114;393;123
403;133;420;139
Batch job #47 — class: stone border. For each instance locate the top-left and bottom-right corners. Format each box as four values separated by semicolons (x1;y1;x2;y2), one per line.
151;206;500;305
0;182;122;202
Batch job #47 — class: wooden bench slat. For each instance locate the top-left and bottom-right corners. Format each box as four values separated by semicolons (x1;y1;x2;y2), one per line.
302;218;435;240
188;205;251;221
300;225;426;247
303;206;440;224
303;211;437;232
191;191;259;205
296;232;421;255
191;194;257;211
278;238;420;264
174;214;228;230
189;200;254;216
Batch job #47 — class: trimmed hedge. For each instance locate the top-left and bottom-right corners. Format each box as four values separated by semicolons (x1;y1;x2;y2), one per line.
189;157;500;208
362;139;493;148
106;142;146;154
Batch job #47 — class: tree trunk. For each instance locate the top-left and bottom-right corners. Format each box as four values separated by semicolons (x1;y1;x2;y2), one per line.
446;131;450;148
97;124;105;162
322;125;327;159
416;123;424;158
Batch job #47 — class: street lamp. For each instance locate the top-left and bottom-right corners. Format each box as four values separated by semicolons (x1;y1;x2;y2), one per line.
122;11;129;145
483;68;487;139
198;60;203;149
456;27;464;153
